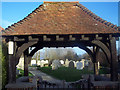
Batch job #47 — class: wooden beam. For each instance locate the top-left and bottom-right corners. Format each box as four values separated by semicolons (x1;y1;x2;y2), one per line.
95;34;102;40
8;41;16;83
28;46;43;64
8;55;16;83
78;46;94;66
110;37;118;81
94;63;99;76
92;40;111;64
93;46;99;75
109;34;112;40
15;41;38;65
56;35;64;41
28;36;39;41
43;35;51;41
14;37;25;41
24;49;29;76
69;35;76;41
80;35;89;40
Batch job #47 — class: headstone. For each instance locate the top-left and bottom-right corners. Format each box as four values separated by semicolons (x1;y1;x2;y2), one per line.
31;60;37;66
65;59;69;67
76;62;80;70
76;61;84;70
52;60;61;70
60;60;64;65
16;55;24;70
37;61;41;66
45;60;48;63
80;61;84;69
76;61;79;69
40;60;45;67
84;60;89;67
68;61;74;68
73;61;76;67
80;59;85;68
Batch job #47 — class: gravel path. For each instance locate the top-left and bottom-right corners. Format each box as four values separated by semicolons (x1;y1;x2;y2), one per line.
29;70;68;88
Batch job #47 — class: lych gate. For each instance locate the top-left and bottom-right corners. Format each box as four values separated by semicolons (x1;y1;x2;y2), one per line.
1;1;120;87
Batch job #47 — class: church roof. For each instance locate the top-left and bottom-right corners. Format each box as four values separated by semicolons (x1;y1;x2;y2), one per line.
2;2;120;36
0;26;4;31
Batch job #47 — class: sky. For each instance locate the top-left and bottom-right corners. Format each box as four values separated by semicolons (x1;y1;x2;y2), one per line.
1;0;120;2
1;2;119;28
1;1;119;55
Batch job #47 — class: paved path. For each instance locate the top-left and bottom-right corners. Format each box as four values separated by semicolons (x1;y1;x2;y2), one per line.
29;70;68;88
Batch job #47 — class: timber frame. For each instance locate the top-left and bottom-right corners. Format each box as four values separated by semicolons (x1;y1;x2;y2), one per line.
3;33;119;83
1;1;120;86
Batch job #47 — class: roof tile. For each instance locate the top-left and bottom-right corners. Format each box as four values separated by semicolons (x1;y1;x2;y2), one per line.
2;2;120;36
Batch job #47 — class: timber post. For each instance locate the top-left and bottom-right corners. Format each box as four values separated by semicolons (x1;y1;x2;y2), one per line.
24;48;29;76
8;41;16;83
110;37;118;81
93;46;99;76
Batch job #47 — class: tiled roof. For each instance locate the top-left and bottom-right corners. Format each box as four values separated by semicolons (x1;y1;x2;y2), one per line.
2;2;120;36
0;26;4;31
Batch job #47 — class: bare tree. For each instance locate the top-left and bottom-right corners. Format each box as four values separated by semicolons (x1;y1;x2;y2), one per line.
33;47;86;62
96;49;109;67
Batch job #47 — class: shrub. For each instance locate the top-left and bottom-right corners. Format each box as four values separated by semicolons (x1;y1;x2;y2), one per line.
16;69;34;79
1;42;8;89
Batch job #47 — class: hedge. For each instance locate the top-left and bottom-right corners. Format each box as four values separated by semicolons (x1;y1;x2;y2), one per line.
0;41;8;89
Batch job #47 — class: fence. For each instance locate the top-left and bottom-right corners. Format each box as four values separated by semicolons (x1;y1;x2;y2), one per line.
37;76;120;89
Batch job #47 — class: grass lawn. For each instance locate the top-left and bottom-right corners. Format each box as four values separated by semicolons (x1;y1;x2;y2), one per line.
38;66;110;82
38;66;94;82
16;69;33;79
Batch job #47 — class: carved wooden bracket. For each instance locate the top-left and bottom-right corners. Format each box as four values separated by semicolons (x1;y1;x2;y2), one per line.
43;35;51;41
56;35;64;41
95;34;102;40
92;40;111;64
69;35;76;41
80;35;89;40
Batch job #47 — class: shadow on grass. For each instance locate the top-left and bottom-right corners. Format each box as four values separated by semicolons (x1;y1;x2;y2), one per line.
37;66;94;82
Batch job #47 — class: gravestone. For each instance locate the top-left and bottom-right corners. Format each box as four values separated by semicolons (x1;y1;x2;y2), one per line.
16;55;24;70
40;60;45;67
76;61;84;70
73;61;76;67
76;61;80;70
40;60;49;67
65;59;69;67
52;60;61;70
31;60;37;66
76;61;80;69
60;60;64;65
76;62;80;70
79;61;84;69
37;61;41;66
45;60;49;63
68;61;74;68
81;59;85;68
84;60;89;67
